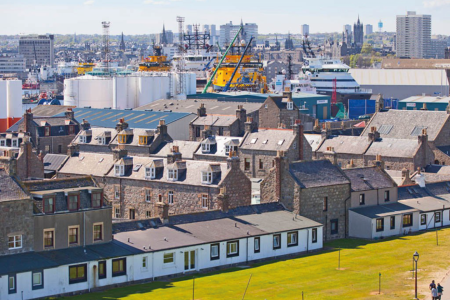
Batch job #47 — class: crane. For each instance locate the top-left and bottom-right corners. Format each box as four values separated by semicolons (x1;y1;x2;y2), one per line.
222;36;254;92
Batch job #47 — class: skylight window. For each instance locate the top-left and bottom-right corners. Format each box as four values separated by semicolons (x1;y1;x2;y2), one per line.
250;138;258;144
262;140;268;144
278;139;285;145
133;164;142;172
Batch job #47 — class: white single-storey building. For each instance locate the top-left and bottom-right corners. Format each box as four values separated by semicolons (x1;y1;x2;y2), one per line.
0;204;323;300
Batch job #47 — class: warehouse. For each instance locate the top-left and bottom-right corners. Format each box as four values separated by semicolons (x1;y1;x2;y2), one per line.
397;95;450;111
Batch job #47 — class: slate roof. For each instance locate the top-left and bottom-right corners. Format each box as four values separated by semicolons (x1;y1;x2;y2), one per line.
317;136;371;155
0;170;30;202
54;107;194;130
267;96;294;110
58;152;115;177
240;128;296;152
304;134;323;152
110;128;158;147
349;202;418;218
365;138;420;158
195;136;243;157
192;115;238;127
361;110;449;142
31;105;76;117
43;154;68;171
289;160;350;189
135;99;262;115
398;182;450;212
73;128;117;146
343;167;396;192
152;140;200;159
22;176;95;192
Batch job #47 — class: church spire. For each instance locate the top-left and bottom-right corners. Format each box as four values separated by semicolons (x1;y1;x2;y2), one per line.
119;32;125;51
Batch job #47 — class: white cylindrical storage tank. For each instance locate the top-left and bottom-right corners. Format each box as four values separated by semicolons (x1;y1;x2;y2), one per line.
63;78;79;107
137;76;153;107
152;75;161;102
7;80;23;126
77;77;112;109
127;76;138;109
113;76;128;109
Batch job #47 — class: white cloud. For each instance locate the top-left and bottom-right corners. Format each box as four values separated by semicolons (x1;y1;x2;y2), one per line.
83;0;94;5
143;0;181;4
423;0;450;7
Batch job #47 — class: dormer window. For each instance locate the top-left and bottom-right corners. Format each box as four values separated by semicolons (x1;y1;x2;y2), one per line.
202;171;213;184
44;126;50;136
225;145;237;155
11;139;19;147
168;169;178;181
114;164;125;176
201;143;210;153
0;139;5;147
79;136;87;143
68;125;75;135
139;136;148;145
98;137;106;145
145;167;156;179
118;134;126;144
287;102;294;110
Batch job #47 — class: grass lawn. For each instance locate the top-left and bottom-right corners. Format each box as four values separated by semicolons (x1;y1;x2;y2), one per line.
61;228;450;300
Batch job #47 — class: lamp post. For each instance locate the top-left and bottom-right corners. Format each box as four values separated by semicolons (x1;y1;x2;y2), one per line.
413;251;419;300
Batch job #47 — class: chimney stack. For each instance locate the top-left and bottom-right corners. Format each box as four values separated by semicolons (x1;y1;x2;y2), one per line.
81;119;91;131
197;103;207;117
368;126;380;142
155;202;169;224
226;151;240;170
374;154;385;169
418;128;428;145
65;108;75;120
201;125;212;139
157;119;167;136
167;145;182;164
23;108;33;133
112;149;128;161
323;146;337;165
115;118;129;132
400;167;414;185
293;119;304;160
244;117;254;133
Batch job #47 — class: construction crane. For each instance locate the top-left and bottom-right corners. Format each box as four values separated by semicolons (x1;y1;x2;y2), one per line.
222;36;254;92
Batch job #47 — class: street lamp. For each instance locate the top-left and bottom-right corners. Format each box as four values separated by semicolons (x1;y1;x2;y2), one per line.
413;251;419;300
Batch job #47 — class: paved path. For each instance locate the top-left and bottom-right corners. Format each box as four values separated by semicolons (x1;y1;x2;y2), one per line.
426;269;450;300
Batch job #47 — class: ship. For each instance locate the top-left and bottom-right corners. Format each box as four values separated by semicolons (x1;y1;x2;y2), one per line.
139;44;171;72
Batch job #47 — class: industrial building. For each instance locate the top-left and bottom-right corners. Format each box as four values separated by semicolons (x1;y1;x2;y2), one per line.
0;55;27;77
349;69;449;99
397;95;450;111
0;79;23;132
63;72;196;110
18;35;55;68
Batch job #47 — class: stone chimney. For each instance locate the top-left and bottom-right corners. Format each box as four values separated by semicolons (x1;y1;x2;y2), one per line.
274;150;285;201
112;149;128;161
418;128;428;145
217;187;229;213
197;103;206;117
400;167;414;185
368;126;380;142
65;108;75;120
115;118;129;132
81;119;91;131
244;117;255;133
420;103;428;111
236;105;247;124
323;146;337;165
38;150;44;163
167;145;182;164
226;151;240;170
374;154;385;169
201;125;213;139
155;201;169;224
346;159;355;169
293;119;304;160
157;119;168;136
321;123;331;139
23;108;33;133
313;119;320;132
283;91;292;101
67;144;78;156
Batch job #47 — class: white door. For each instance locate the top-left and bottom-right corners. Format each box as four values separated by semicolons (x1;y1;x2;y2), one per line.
184;250;196;271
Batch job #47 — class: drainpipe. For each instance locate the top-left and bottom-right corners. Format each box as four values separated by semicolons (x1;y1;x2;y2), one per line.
152;252;155;281
344;195;351;239
246;237;249;264
83;211;86;247
306;229;309;253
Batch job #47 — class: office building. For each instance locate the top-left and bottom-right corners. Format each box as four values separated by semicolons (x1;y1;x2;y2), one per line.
396;11;431;58
429;39;447;59
186;25;193;35
365;24;373;36
219;21;258;47
0;55;26;75
18;35;55;68
301;24;310;36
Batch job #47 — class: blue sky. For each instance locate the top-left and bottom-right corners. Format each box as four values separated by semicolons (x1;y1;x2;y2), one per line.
1;0;449;35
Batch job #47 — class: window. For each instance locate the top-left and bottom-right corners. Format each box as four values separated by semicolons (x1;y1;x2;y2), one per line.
8;275;16;294
44;126;50;136
142;257;148;269
225;145;237;155
129;209;136;219
112;258;126;277
384;190;390;202
202;194;208;208
323;197;328;211
287;102;294;110
273;234;281;249
114;164;125;176
287;231;298;247
376;218;384;232
114;207;120;218
0;139;6;146
403;214;413;227
68;194;79;211
168;191;174;204
42;196;55;213
146;211;151;218
68;125;75;135
69;264;87;284
219;127;224;136
32;271;43;290
168;169;178;181
145;167;156;179
202;171;213;184
91;192;102;208
79;135;87;143
93;223;103;241
145;189;152;202
11;139;19;147
45;145;50;152
164;252;174;264
390;216;395;230
227;241;239;257
259;159;263;170
330;219;338;235
118;134;126;144
254;237;260;253
420;214;427;226
359;194;365;205
210;243;220;260
139;136;148;145
68;226;79;245
114;186;120;199
8;235;22;250
195;127;200;137
312;228;318;243
44;229;54;248
201;143;210;153
245;158;251;171
435;212;441;223
98;261;106;279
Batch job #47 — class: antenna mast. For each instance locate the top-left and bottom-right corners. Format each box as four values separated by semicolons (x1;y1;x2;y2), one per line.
176;16;185;94
102;21;110;72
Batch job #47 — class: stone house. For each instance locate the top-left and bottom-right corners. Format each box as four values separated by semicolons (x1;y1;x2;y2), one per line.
7;108;80;155
57;147;252;220
194;136;242;162
260;157;351;240
189;104;248;141
258;92;302;129
239;119;312;178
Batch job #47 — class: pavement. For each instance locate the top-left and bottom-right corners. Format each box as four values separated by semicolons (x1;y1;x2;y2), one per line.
426;270;450;300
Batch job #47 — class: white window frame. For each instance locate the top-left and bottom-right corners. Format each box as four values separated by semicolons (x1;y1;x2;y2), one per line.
145;167;156;179
145;190;152;202
114;186;120;200
11;138;19;147
142;256;148;270
8;275;15;291
211;244;219;259
114;164;125;176
32;271;42;286
8;235;22;250
0;139;6;147
163;252;174;264
287;232;298;246
98;137;106;145
287;102;294;110
201;171;213;184
202;194;209;208
168;191;174;204
114;207;120;218
273;234;281;249
227;241;238;256
254;237;260;252
168;169;178;181
201;143;210;153
79;135;87;143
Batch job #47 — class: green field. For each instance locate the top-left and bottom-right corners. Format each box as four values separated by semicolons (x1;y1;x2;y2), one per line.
62;228;450;300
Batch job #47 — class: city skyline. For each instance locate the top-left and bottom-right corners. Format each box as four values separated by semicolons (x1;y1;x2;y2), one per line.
1;0;450;35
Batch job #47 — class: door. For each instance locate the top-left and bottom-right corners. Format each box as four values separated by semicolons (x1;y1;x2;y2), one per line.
129;209;135;220
184;250;196;271
323;106;328;119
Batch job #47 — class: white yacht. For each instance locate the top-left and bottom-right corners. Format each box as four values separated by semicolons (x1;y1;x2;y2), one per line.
302;57;372;104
